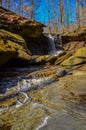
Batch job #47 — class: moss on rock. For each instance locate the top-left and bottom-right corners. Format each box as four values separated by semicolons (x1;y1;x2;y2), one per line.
0;29;31;66
74;47;86;58
62;27;86;44
61;56;85;66
0;7;45;38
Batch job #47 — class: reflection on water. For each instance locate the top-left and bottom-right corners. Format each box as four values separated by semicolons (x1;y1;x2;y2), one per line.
0;66;43;94
36;109;86;130
0;67;86;130
35;116;51;130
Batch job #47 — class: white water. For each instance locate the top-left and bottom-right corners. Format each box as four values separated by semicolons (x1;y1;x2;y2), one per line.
58;35;62;46
48;34;63;55
35;116;51;130
48;34;56;55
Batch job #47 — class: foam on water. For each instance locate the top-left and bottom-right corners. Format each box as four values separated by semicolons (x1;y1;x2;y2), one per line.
16;100;23;108
48;34;63;55
35;116;51;130
48;34;56;55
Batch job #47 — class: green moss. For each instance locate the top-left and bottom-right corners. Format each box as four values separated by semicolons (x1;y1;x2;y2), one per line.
55;51;73;65
20;26;43;38
0;29;25;43
61;56;84;66
62;27;86;44
74;47;86;58
0;29;30;66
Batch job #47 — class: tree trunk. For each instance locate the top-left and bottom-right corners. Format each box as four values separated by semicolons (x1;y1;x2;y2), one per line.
76;0;80;28
0;0;2;6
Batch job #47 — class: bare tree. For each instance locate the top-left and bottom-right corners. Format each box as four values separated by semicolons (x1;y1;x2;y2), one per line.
0;0;2;6
76;0;80;28
46;0;52;33
30;0;34;19
29;0;41;20
20;0;24;16
50;0;58;32
58;0;65;33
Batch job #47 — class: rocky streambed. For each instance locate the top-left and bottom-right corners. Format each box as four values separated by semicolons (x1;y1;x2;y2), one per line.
0;64;86;130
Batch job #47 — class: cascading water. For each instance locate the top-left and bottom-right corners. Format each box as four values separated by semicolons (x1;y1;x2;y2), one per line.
48;34;56;55
48;34;63;55
0;68;56;110
59;35;62;46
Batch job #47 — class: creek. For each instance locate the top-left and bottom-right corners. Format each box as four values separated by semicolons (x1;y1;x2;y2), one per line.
0;66;86;130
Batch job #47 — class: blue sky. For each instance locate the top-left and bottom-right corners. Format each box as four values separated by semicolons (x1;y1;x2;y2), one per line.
2;0;77;25
35;0;76;24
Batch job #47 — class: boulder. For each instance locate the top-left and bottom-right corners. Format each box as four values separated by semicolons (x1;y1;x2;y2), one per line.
56;70;67;77
0;7;53;55
74;47;86;58
61;56;85;66
0;29;31;66
0;7;45;38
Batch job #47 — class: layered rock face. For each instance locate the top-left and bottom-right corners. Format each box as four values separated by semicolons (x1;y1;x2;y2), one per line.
0;7;45;38
26;34;50;55
62;27;86;44
0;7;50;56
0;29;31;66
61;47;86;66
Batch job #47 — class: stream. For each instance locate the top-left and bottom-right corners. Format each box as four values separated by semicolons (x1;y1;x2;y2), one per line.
0;66;86;130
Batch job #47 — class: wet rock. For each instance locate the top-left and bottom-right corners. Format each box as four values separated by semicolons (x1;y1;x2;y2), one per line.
0;101;52;130
17;92;28;104
0;66;86;130
0;98;16;108
56;70;67;77
60;75;86;104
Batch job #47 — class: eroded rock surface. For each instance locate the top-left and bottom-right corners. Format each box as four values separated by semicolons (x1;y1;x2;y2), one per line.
0;29;31;66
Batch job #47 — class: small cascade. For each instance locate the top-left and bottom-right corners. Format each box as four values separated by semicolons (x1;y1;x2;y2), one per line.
58;35;62;46
48;34;56;55
54;34;62;47
0;74;56;103
48;34;63;55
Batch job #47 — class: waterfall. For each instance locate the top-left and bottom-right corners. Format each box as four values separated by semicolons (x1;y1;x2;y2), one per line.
48;34;56;55
58;35;62;46
48;34;63;55
54;34;62;47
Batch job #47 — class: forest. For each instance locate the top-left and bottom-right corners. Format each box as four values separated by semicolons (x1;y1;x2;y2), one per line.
0;0;86;33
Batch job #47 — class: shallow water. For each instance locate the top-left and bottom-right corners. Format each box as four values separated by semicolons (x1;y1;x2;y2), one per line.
37;112;86;130
0;67;86;130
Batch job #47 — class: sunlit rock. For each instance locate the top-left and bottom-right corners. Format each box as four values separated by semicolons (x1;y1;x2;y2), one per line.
61;56;85;66
0;7;45;38
0;29;31;66
74;47;86;58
